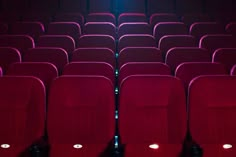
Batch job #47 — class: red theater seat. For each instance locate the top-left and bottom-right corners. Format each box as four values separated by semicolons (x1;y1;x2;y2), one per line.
72;48;115;67
199;34;236;55
165;47;211;73
190;22;225;41
84;22;116;39
118;47;162;68
7;62;58;90
86;13;116;25
78;35;116;52
175;62;227;90
213;48;236;73
9;22;45;41
0;47;21;74
22;12;52;28
0;35;35;55
118;22;152;39
47;76;115;157
118;34;156;53
63;62;115;83
0;76;45;157
37;35;76;55
189;75;236;157
24;48;68;74
153;22;188;42
0;67;2;76
158;35;197;57
119;62;171;84
47;22;81;47
149;13;179;28
118;13;147;26
119;75;187;157
54;13;84;28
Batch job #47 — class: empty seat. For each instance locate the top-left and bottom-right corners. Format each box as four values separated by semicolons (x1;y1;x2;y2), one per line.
118;13;147;26
47;76;115;157
226;22;236;35
149;13;179;28
0;76;45;157
182;14;212;28
119;62;171;84
37;35;75;55
153;22;188;42
119;75;186;157
9;22;45;41
78;35;116;52
118;47;162;68
190;22;225;41
199;35;236;55
84;22;116;39
175;62;227;89
118;22;152;38
54;13;84;28
189;75;236;157
231;64;236;75
24;48;69;74
47;22;81;46
165;47;211;73
63;62;115;83
0;47;21;74
71;48;115;67
213;48;236;73
86;13;116;25
0;35;35;55
118;34;156;52
147;0;175;15
7;62;58;89
22;12;52;28
158;35;197;57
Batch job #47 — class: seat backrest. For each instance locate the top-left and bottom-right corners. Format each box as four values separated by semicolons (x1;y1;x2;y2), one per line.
72;48;115;67
24;48;68;74
158;35;197;57
0;76;45;151
165;47;211;73
149;13;179;28
118;22;152;38
37;35;75;55
118;13;147;25
119;75;186;144
63;62;115;83
153;22;188;42
86;13;116;25
7;62;58;89
47;76;115;148
118;34;156;52
231;64;236;75
190;22;225;41
199;34;236;55
47;22;81;47
0;67;2;76
213;48;236;73
9;22;45;41
0;35;35;55
118;47;162;68
119;62;171;84
54;13;84;28
78;35;116;52
176;62;227;90
0;47;21;74
84;22;116;39
189;76;236;146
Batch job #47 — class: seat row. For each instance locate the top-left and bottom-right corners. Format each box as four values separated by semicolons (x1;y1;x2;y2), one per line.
0;75;236;156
